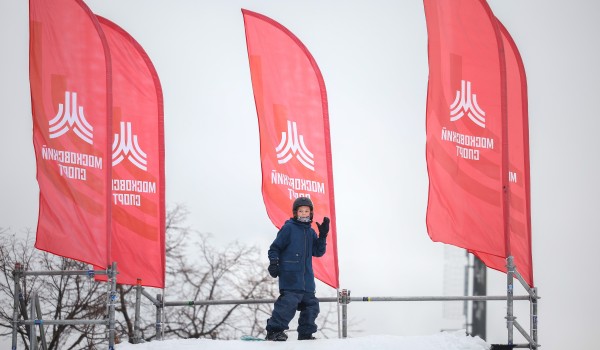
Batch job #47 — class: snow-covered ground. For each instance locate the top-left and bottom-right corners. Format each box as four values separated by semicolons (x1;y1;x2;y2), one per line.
116;331;490;350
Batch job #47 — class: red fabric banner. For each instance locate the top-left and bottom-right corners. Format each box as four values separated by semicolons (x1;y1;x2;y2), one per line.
424;0;506;259
242;9;339;289
474;20;533;286
501;20;533;286
423;0;533;286
96;17;166;288
29;0;112;268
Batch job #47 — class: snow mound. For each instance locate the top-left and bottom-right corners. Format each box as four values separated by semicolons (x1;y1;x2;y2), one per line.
116;331;490;350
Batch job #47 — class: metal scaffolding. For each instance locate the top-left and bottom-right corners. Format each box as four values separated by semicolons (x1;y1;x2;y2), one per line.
11;262;118;350
130;266;538;349
10;257;538;349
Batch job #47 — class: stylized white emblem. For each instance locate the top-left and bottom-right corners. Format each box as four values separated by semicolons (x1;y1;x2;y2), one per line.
449;80;486;128
49;91;94;144
275;120;315;171
112;121;148;171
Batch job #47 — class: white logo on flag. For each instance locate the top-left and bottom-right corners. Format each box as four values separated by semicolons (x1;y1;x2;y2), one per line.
112;121;148;171
49;91;94;144
275;120;315;171
450;80;486;128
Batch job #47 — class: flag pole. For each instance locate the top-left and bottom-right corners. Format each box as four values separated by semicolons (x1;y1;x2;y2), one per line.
495;14;516;347
336;288;341;338
108;262;117;350
506;256;515;346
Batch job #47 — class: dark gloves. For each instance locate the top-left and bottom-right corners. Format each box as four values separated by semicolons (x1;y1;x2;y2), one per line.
316;217;330;239
268;260;279;278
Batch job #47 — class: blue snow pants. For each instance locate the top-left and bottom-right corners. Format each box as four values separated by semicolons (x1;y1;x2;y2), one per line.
266;290;320;335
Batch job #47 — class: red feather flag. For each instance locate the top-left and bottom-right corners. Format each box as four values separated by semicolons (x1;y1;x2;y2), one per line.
424;0;534;286
474;19;533;286
500;20;533;286
242;9;339;289
97;17;166;288
29;0;112;268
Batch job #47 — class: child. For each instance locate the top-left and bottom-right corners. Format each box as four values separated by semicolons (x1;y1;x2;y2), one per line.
265;196;330;341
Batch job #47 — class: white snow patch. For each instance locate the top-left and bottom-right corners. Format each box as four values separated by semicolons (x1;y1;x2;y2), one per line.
116;331;490;350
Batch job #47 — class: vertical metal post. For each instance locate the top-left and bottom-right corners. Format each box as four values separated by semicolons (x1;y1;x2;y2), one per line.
506;256;515;346
338;289;349;338
30;292;37;350
12;262;21;350
156;294;163;341
342;301;347;338
34;293;48;350
531;287;538;348
463;252;470;334
108;262;117;350
336;288;341;339
133;279;143;344
18;278;30;343
18;290;30;341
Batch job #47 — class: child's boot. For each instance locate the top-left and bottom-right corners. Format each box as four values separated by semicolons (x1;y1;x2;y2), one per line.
266;330;288;341
298;333;316;340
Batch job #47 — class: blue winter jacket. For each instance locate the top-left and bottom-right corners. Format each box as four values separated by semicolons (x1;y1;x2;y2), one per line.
268;218;327;293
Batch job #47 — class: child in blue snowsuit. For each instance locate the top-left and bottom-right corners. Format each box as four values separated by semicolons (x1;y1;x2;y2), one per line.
265;196;329;341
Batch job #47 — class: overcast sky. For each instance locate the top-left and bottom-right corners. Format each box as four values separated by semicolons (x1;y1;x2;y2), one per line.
1;1;599;349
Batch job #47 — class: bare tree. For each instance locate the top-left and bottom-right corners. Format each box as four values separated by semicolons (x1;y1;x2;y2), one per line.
159;234;277;340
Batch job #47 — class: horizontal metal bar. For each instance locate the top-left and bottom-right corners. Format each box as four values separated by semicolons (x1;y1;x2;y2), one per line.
317;297;338;303
20;319;107;326
163;295;530;307
21;270;108;277
165;299;278;307
348;295;530;302
492;344;533;349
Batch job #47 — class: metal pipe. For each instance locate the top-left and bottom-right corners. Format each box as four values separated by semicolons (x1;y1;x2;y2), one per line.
30;291;37;350
348;295;528;302
513;268;537;299
19;290;29;325
164;298;278;307
342;301;347;338
11;263;21;350
336;288;341;339
133;280;142;344
340;289;349;338
20;319;108;326
34;293;48;350
17;279;31;342
107;262;117;350
156;294;163;341
513;319;536;347
162;295;526;307
506;256;515;346
141;289;161;306
22;270;108;277
531;287;538;348
464;252;470;333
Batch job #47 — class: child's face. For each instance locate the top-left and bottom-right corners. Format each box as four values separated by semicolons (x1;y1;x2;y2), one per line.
296;206;311;218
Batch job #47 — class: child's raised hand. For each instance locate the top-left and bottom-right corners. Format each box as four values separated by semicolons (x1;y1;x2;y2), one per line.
316;217;330;238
